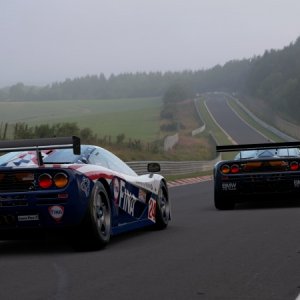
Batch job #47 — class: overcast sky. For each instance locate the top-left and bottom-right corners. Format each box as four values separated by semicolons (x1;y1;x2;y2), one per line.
1;0;300;87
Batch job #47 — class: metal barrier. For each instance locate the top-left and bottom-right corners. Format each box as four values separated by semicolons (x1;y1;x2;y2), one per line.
127;155;221;176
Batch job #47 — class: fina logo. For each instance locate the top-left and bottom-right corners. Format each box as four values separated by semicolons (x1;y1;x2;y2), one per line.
48;205;64;222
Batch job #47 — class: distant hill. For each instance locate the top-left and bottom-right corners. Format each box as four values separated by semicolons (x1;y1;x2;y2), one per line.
0;64;251;102
243;37;300;121
1;36;299;121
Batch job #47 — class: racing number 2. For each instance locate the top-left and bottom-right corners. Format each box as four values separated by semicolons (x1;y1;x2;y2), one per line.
148;198;156;223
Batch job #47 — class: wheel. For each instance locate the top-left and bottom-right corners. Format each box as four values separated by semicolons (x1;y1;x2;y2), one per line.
214;190;235;210
155;181;171;229
73;181;111;251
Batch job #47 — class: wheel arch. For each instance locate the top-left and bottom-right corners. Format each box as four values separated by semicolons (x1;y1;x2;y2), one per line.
97;177;112;203
161;178;169;197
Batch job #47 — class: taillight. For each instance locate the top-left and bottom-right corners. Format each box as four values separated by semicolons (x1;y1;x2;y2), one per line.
38;173;52;189
221;164;240;174
231;164;240;174
290;161;299;171
54;173;69;188
221;164;230;174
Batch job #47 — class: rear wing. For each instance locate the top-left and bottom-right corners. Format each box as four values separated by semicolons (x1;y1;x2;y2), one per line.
216;141;300;152
0;136;81;166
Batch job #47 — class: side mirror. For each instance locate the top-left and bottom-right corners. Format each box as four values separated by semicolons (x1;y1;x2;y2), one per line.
147;162;161;173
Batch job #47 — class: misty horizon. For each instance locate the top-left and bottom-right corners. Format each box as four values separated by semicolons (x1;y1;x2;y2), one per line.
1;0;300;88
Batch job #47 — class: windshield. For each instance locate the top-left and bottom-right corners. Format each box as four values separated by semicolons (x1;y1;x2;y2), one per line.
0;146;137;176
43;148;83;164
236;148;300;159
43;145;137;176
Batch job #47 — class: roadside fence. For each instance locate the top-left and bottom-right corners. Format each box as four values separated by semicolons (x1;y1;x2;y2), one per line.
127;155;220;176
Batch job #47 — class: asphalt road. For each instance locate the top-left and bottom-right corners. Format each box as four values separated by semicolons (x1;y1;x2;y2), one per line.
205;93;269;144
1;182;300;300
1;95;300;300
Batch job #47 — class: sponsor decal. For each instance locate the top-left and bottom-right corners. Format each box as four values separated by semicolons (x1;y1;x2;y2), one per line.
18;215;39;222
136;181;154;191
119;180;137;216
81;177;90;197
148;198;156;223
294;179;300;188
222;182;237;191
48;205;64;222
113;177;120;204
138;189;147;203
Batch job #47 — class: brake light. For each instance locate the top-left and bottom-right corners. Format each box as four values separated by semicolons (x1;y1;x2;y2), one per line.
231;164;240;174
54;173;69;188
290;161;299;171
38;173;52;189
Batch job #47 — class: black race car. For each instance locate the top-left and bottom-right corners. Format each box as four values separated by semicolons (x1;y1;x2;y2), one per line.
214;141;300;210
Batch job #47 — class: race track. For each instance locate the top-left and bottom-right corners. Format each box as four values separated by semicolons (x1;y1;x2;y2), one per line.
204;93;269;144
1;95;300;300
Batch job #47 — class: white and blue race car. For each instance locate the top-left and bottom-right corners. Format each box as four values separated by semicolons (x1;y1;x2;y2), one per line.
0;136;171;250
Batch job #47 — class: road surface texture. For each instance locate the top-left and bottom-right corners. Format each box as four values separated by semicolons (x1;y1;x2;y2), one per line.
1;182;300;300
204;93;270;144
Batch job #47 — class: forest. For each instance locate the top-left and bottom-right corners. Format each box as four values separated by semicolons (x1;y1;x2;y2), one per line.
1;37;300;122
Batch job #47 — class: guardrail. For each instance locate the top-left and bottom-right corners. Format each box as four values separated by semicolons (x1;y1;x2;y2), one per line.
127;155;221;176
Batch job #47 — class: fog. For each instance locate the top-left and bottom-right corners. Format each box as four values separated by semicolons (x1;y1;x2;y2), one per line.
1;0;300;87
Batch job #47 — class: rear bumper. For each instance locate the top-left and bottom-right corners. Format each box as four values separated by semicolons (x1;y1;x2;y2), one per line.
0;179;92;232
215;172;300;200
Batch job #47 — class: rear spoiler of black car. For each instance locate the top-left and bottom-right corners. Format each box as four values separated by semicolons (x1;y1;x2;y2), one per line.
0;136;81;166
216;141;300;152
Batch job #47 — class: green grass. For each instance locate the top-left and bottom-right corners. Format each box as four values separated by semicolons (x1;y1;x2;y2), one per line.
0;97;162;142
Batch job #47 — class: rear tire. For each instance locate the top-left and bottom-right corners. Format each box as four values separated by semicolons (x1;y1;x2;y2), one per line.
155;181;170;229
72;181;111;251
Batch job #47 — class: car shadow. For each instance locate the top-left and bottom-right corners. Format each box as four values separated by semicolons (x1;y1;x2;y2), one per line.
0;225;165;255
235;198;300;210
0;237;74;255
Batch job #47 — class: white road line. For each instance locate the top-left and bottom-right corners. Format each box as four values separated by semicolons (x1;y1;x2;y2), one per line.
204;100;237;145
226;99;273;142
